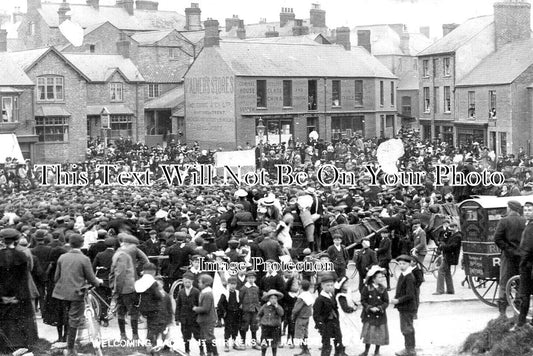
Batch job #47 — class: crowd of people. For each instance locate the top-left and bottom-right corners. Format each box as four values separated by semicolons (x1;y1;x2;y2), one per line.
0;128;532;356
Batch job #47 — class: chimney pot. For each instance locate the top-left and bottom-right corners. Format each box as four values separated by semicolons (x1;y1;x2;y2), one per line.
116;0;134;15
58;0;71;23
280;6;295;27
419;26;430;38
400;32;410;54
135;0;159;10
310;3;326;28
86;0;99;9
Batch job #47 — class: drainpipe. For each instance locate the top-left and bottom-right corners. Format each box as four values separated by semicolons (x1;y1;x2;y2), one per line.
324;77;327;141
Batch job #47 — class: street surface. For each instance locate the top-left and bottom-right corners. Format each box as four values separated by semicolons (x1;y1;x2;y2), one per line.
36;268;498;356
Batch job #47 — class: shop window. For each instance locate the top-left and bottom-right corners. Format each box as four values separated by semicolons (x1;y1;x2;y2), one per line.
307;117;318;135
331;116;364;140
256;80;267;108
110;115;132;138
35;116;69;142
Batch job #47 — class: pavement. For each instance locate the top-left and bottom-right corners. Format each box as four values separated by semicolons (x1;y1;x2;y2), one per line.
33;269;498;356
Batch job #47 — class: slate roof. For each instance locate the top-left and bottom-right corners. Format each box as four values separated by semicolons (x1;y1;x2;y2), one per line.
242;34;327;45
457;38;533;87
87;104;134;116
352;25;433;56
179;30;205;45
131;30;174;45
63;54;145;82
137;61;189;83
418;15;493;56
209;41;396;78
38;3;185;31
0;53;34;86
145;85;184;110
7;48;49;71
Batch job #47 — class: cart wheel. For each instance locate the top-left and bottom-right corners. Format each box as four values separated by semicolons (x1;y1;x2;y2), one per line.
506;275;520;315
468;275;499;307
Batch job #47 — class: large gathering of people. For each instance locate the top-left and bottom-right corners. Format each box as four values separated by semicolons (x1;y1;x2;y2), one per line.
1;127;533;356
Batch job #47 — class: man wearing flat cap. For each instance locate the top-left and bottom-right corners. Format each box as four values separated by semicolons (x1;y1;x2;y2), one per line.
494;200;526;316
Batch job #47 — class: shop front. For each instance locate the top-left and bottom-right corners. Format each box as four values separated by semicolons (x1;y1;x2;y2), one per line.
331;115;365;140
455;122;487;147
255;116;294;146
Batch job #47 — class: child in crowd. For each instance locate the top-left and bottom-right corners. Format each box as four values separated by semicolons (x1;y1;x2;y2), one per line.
391;255;417;356
410;258;424;319
258;289;284;356
336;277;358;354
217;276;242;351
283;275;299;348
175;272;205;356
292;279;314;356
239;270;261;350
359;266;389;356
193;274;219;356
135;263;166;356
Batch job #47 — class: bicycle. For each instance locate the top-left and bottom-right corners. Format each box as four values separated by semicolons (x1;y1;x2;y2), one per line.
85;278;114;325
81;285;104;356
417;247;456;279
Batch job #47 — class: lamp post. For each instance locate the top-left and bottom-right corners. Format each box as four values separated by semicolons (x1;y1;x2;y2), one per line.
256;117;265;171
100;107;110;161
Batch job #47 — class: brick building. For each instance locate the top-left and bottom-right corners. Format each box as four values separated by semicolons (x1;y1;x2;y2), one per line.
417;0;531;149
184;20;397;150
351;24;433;128
0;50;38;161
18;0;186;49
456;38;533;155
7;47;145;163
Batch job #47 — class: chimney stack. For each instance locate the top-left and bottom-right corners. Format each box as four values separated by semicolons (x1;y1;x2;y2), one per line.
400;33;410;54
0;29;7;52
225;15;240;32
116;33;131;58
135;0;158;10
265;26;279;37
204;18;220;47
310;3;326;28
116;0;134;16
292;19;309;36
86;0;99;9
442;23;459;37
419;26;430;38
494;0;531;50
237;20;246;40
357;30;371;53
389;23;405;36
185;3;202;31
280;7;295;27
58;0;71;24
27;0;42;12
13;7;23;23
335;27;351;50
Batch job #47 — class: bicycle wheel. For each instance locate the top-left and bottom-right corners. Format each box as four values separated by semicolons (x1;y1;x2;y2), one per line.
87;292;101;321
85;310;104;356
388;260;399;290
506;275;520;315
170;279;183;301
431;255;443;279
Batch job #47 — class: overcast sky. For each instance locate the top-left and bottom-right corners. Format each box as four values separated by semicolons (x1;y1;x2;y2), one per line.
1;0;502;37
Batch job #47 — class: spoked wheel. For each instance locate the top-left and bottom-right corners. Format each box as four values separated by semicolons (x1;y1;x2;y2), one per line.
388;260;399;290
468;276;499;307
170;279;183;301
506;275;521;315
431;255;442;279
87;292;101;321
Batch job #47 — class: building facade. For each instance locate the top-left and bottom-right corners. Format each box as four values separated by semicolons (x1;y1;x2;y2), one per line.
185;22;397;149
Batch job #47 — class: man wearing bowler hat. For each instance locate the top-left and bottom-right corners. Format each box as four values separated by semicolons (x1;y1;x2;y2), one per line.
494;200;526;316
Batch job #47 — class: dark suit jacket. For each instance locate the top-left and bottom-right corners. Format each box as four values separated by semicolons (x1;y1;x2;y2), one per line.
93;248;115;285
176;287;200;324
88;240;107;262
259;238;283;262
394;272;417;313
313;292;339;329
327;245;349;268
31;244;52;281
53;249;100;301
196;289;217;325
260;273;286;295
354;248;378;276
168;242;194;279
494;212;526;257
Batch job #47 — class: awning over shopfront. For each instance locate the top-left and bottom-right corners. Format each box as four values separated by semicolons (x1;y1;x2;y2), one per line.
145;86;184;110
0;133;24;163
86;104;134;116
35;106;71;117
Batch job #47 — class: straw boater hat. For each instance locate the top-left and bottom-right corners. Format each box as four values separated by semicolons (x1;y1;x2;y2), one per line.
262;289;284;301
365;265;386;284
235;189;248;198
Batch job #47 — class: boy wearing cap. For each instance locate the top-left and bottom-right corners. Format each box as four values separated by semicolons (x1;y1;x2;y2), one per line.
313;274;347;356
239;270;262;350
193;274;219;356
176;272;205;356
292;279;313;356
218;276;242;351
258;289;284;356
327;234;349;278
390;255;417;356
